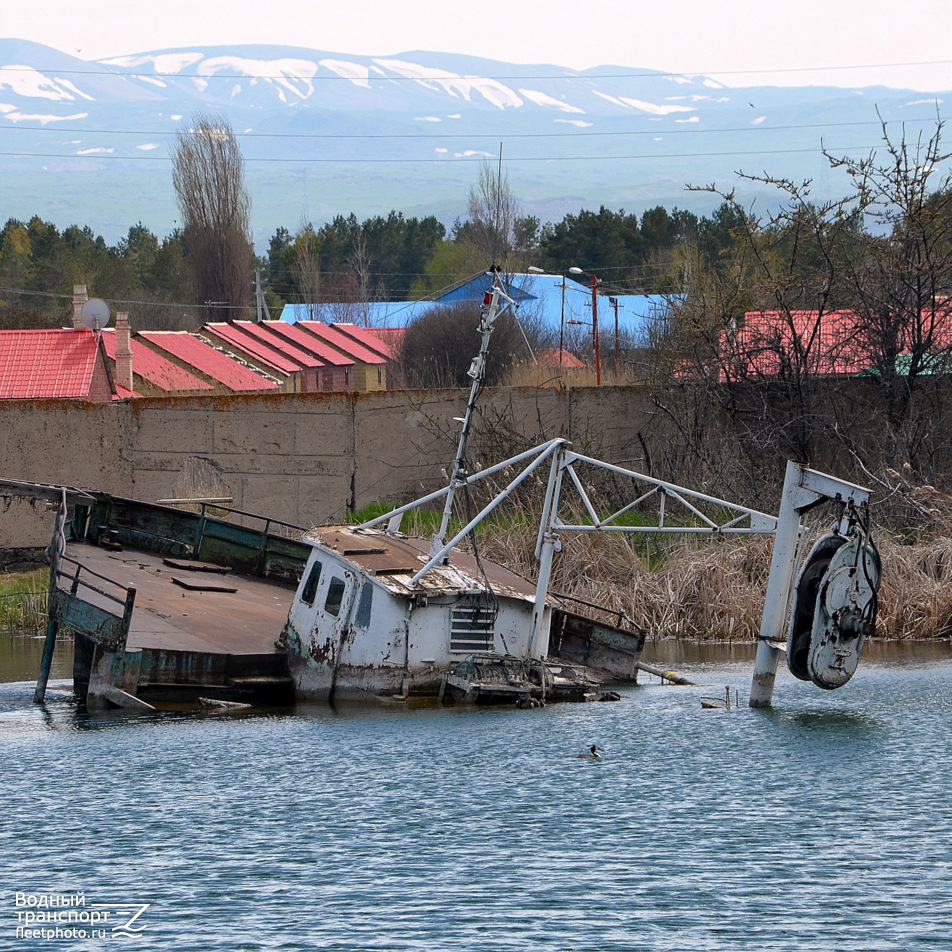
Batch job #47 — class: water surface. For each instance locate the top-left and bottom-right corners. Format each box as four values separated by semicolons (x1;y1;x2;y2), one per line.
2;641;950;950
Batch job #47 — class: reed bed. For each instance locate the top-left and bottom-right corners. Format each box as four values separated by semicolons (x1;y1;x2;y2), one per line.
0;570;49;635
4;525;950;643
479;522;952;642
875;535;952;641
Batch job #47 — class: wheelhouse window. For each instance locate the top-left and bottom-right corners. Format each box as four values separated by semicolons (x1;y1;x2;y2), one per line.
300;561;322;606
325;577;346;617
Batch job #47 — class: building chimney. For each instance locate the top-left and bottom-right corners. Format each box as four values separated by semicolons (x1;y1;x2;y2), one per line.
115;311;133;392
72;285;87;329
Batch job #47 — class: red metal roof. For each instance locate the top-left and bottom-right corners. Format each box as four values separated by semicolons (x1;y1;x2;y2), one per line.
719;307;952;379
201;323;300;375
112;382;138;399
295;321;387;364
138;331;278;392
330;322;396;360
100;329;213;393
260;321;354;367
231;321;326;369
538;347;585;369
0;329;107;399
367;326;405;353
721;310;871;378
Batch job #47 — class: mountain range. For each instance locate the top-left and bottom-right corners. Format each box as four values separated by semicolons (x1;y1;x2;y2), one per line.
0;38;948;247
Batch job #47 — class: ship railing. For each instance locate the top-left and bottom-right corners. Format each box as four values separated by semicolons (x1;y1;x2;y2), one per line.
49;552;136;652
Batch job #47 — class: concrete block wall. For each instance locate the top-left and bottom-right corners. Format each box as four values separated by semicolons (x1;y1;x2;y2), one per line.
0;386;656;547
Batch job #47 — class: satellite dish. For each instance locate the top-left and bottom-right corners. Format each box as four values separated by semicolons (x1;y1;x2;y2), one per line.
80;298;111;331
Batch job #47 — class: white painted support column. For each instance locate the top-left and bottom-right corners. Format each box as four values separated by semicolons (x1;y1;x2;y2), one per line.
527;531;560;660
527;443;568;660
749;461;871;707
749;462;805;706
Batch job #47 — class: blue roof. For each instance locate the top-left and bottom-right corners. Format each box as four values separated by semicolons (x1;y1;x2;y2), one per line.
280;272;679;346
437;272;678;346
280;301;434;326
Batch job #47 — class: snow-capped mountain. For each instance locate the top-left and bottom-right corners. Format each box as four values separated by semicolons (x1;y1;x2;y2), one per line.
0;39;947;245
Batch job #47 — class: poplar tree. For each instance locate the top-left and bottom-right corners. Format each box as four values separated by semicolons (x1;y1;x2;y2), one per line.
171;113;252;321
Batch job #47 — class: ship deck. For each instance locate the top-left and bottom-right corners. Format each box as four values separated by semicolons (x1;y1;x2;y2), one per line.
65;540;295;657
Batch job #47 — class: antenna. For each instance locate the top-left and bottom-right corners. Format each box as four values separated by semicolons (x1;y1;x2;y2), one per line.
80;298;110;331
492;142;504;268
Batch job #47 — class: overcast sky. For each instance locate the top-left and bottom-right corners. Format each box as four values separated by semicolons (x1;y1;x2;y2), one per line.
4;0;951;90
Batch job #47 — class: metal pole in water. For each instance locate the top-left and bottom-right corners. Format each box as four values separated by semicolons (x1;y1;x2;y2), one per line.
33;619;58;704
35;487;67;705
749;461;806;708
749;461;872;706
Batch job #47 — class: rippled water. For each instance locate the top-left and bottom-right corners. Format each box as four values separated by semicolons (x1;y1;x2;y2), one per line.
2;641;951;950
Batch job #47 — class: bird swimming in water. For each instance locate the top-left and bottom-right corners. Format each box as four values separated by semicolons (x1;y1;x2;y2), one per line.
576;745;603;759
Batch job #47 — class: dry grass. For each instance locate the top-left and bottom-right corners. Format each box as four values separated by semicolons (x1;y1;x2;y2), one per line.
503;361;603;389
479;522;952;642
875;535;952;640
0;569;49;635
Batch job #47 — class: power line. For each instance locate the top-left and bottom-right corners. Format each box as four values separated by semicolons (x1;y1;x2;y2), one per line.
1;59;950;83
4;115;946;142
0;144;889;164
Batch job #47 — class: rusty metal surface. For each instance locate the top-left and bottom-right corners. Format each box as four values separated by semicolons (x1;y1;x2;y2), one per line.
549;609;647;683
81;493;309;585
305;525;537;600
64;540;294;656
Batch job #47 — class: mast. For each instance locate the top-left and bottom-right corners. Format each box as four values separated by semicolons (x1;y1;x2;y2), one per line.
429;267;511;561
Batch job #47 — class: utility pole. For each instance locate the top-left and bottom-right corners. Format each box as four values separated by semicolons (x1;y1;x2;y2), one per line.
591;273;601;386
255;270;271;323
559;277;566;368
609;296;620;381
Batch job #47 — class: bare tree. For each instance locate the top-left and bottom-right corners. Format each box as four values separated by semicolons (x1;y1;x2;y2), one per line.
289;223;321;318
458;159;524;271
171;113;252;321
645;119;952;522
825;116;952;459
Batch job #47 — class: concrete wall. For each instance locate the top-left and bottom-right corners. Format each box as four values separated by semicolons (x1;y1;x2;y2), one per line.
0;386;656;546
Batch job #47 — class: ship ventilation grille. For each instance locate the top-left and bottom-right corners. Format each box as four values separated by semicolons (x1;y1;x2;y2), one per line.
450;604;495;653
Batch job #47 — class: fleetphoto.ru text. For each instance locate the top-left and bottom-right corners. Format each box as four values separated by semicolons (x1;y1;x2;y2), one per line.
12;892;149;942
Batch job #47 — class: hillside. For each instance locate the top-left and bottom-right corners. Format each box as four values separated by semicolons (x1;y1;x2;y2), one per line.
0;39;947;244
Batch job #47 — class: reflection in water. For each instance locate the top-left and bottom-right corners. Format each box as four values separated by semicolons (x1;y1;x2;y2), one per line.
0;629;73;684
765;705;885;737
642;636;951;670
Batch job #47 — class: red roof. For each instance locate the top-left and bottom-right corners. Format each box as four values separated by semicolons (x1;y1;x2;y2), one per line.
201;323;300;375
0;329;112;399
100;329;213;393
721;310;871;378
230;321;326;369
367;326;405;353
112;382;138;399
260;321;354;367
538;347;585;369
295;321;387;365
138;331;278;392
330;322;396;360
